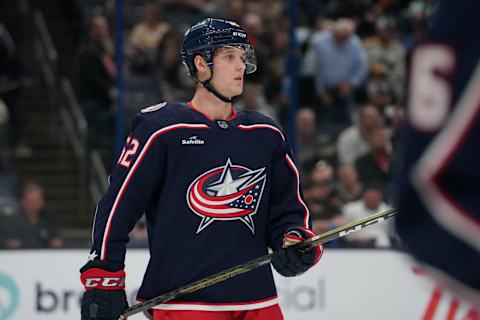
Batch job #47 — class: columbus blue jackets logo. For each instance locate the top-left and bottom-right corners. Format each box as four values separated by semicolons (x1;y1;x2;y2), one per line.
187;158;266;234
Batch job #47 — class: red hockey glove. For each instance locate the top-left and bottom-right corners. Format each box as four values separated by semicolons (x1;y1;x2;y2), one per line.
80;260;128;320
271;227;323;277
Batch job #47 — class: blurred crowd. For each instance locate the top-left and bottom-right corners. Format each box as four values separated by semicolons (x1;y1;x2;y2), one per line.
0;181;63;249
0;18;43;249
73;0;432;248
0;20;31;160
1;0;435;248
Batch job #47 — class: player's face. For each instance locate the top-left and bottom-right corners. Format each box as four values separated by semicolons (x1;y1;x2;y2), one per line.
211;47;247;98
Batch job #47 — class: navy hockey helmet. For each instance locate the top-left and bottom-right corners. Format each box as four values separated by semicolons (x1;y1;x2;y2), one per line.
181;18;257;76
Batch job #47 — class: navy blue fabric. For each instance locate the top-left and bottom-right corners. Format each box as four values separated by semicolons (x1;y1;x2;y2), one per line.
396;0;480;296
88;102;311;303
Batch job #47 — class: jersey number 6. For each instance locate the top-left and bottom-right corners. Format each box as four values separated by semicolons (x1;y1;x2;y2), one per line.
408;44;455;132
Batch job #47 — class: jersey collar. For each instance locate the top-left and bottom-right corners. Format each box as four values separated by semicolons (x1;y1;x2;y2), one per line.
187;102;238;122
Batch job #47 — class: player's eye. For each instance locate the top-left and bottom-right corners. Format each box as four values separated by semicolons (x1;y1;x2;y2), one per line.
218;51;246;65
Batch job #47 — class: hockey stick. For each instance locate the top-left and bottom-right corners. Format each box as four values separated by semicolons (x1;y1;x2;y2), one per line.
120;207;397;319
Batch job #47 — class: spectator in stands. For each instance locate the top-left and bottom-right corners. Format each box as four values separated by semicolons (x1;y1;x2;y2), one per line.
1;182;63;249
0;21;31;158
242;11;263;48
342;184;393;247
336;104;381;165
363;16;405;104
78;15;116;150
226;0;245;23
241;12;269;82
127;4;170;74
155;28;192;101
256;0;284;29
355;125;392;188
305;161;345;236
364;63;397;124
312;18;368;125
262;29;288;115
310;160;334;186
294;108;321;174
325;0;379;37
335;164;363;203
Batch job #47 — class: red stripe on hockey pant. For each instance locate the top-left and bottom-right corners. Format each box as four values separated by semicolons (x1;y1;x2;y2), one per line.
153;304;284;320
80;268;126;291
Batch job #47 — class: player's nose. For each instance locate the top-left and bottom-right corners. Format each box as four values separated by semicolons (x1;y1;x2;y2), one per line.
236;57;246;72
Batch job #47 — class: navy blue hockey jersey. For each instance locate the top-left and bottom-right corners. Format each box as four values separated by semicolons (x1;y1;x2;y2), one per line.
88;101;311;310
396;0;480;305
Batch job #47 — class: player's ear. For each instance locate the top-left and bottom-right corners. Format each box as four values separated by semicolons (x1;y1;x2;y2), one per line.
194;55;210;81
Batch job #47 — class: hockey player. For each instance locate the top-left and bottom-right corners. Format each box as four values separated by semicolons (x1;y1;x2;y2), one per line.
396;0;480;308
80;18;323;320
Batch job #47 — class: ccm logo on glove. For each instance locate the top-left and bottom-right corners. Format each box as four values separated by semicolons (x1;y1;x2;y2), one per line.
81;268;126;291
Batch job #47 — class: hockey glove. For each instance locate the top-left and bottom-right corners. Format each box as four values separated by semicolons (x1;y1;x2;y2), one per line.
80;260;128;320
271;227;323;277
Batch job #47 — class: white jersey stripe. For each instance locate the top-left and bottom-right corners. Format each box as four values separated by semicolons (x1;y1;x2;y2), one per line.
100;123;210;260
238;124;309;226
285;154;310;228
237;124;286;141
150;297;279;311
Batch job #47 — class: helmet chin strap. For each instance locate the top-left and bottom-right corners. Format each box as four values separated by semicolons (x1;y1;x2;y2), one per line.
201;78;233;103
194;66;236;103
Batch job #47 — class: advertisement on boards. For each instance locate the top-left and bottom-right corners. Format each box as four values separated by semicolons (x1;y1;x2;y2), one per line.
0;249;477;319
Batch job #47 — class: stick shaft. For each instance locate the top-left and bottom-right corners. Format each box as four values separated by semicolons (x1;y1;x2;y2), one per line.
120;208;396;319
